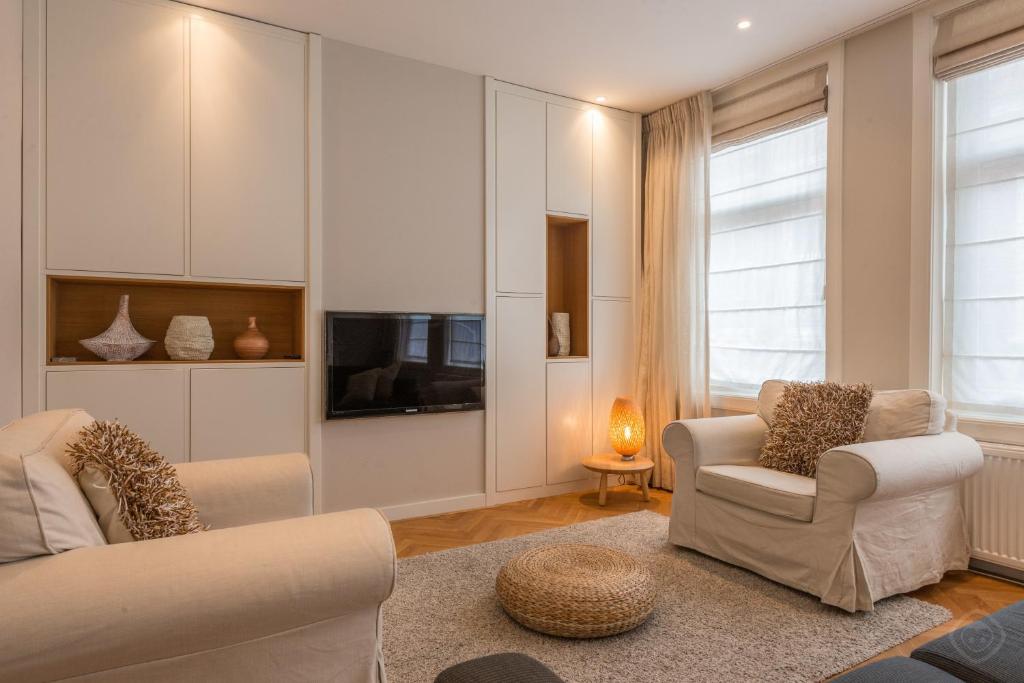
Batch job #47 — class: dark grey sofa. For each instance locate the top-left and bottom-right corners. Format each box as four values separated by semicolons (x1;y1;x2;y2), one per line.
835;600;1024;682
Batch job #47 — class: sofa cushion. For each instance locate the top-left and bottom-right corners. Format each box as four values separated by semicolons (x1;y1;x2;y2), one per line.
758;381;947;442
435;653;565;683
832;657;963;682
697;465;816;522
863;390;947;441
0;410;107;563
757;379;789;425
911;600;1024;683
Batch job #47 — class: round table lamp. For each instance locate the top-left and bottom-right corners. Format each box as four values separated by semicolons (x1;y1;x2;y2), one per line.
609;397;645;461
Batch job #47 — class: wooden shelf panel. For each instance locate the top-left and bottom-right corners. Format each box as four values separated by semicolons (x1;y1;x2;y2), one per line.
547;215;589;359
48;275;304;363
47;359;305;367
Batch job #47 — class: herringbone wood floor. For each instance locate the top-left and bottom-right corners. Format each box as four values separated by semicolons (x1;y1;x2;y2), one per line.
390;484;1024;675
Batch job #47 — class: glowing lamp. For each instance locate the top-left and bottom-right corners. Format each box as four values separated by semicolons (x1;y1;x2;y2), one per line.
608;397;645;461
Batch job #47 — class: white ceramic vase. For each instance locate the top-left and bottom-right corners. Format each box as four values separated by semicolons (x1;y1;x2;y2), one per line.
551;312;571;357
79;295;155;361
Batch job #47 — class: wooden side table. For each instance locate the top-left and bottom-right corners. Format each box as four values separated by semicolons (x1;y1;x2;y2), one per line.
581;453;655;506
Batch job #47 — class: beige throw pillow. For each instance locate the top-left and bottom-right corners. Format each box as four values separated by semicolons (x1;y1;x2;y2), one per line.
759;382;874;478
0;410;107;563
67;421;205;543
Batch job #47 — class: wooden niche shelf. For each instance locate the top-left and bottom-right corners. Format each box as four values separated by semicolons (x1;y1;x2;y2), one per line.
47;276;305;365
546;215;589;358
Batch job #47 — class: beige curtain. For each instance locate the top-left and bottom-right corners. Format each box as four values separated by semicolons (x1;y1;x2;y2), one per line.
636;93;712;490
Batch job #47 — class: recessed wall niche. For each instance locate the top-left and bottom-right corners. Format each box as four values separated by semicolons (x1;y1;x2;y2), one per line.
546;214;589;358
47;276;304;364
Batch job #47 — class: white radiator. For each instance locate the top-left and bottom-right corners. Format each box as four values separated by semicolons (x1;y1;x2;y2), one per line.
964;443;1024;572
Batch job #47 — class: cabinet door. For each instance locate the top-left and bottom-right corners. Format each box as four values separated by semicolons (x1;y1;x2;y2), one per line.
592;300;634;454
546;362;592;485
495;297;546;491
496;92;546;294
190;18;306;282
190;367;305;461
46;369;189;463
593;113;635;299
46;0;185;275
546;103;592;216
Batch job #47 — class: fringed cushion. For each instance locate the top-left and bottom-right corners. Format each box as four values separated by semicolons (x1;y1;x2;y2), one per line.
759;382;874;478
67;420;205;543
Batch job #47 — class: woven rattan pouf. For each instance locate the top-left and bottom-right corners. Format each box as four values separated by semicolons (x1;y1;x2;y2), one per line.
495;544;655;638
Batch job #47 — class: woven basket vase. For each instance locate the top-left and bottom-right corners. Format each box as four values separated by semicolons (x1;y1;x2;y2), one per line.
496;544;655;638
164;316;214;361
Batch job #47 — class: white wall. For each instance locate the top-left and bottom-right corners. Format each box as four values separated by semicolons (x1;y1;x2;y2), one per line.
841;15;915;390
320;39;485;513
1;0;22;426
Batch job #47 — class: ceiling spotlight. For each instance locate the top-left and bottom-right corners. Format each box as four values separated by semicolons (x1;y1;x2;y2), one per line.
595;96;607;103
737;19;752;30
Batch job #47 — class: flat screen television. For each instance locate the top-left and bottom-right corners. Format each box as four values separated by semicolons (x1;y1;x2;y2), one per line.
325;312;485;419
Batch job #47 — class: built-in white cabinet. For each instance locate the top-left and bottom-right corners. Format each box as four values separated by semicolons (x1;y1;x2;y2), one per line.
593;113;636;299
592;300;634;454
26;0;313;477
43;0;307;283
46;0;186;275
495;92;547;294
495;296;547;491
546;103;593;216
46;369;189;463
487;80;638;505
189;17;306;282
546;362;592;485
190;367;305;461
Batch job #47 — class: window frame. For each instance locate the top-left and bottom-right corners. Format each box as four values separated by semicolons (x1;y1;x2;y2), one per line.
928;49;1024;446
915;0;1024;446
708;44;845;412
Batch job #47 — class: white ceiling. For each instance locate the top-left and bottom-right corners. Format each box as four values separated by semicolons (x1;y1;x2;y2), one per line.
188;0;921;113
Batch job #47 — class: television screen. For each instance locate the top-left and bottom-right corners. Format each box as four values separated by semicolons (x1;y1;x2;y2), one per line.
325;312;485;419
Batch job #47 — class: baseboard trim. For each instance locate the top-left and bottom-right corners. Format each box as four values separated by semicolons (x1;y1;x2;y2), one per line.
970;558;1024;586
378;493;487;521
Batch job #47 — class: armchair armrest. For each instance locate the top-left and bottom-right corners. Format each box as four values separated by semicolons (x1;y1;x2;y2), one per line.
816;432;984;503
174;452;312;529
662;414;768;471
0;508;396;682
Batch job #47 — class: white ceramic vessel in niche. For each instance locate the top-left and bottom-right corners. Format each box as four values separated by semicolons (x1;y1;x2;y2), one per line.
79;295;155;361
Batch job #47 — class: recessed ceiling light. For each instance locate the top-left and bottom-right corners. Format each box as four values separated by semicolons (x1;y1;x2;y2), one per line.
737;19;752;30
595;96;607;103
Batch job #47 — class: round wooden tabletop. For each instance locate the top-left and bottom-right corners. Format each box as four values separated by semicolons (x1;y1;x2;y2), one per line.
581;453;654;474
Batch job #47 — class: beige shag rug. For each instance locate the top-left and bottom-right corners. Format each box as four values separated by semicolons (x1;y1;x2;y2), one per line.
383;511;951;682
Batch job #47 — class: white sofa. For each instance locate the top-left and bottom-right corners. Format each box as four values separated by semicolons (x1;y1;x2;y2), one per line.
662;382;984;612
0;409;396;682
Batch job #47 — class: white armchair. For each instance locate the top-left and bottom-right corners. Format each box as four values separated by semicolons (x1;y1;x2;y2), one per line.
662;383;983;612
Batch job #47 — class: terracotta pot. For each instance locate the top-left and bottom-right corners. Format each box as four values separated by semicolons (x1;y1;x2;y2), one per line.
233;316;269;360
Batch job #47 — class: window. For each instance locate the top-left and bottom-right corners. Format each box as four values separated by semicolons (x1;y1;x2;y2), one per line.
708;118;828;397
940;57;1024;421
399;316;430;363
445;316;485;368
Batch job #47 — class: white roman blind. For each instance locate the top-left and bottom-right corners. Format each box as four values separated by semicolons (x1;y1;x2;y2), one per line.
711;65;827;149
709;118;827;397
934;0;1024;79
941;56;1024;419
